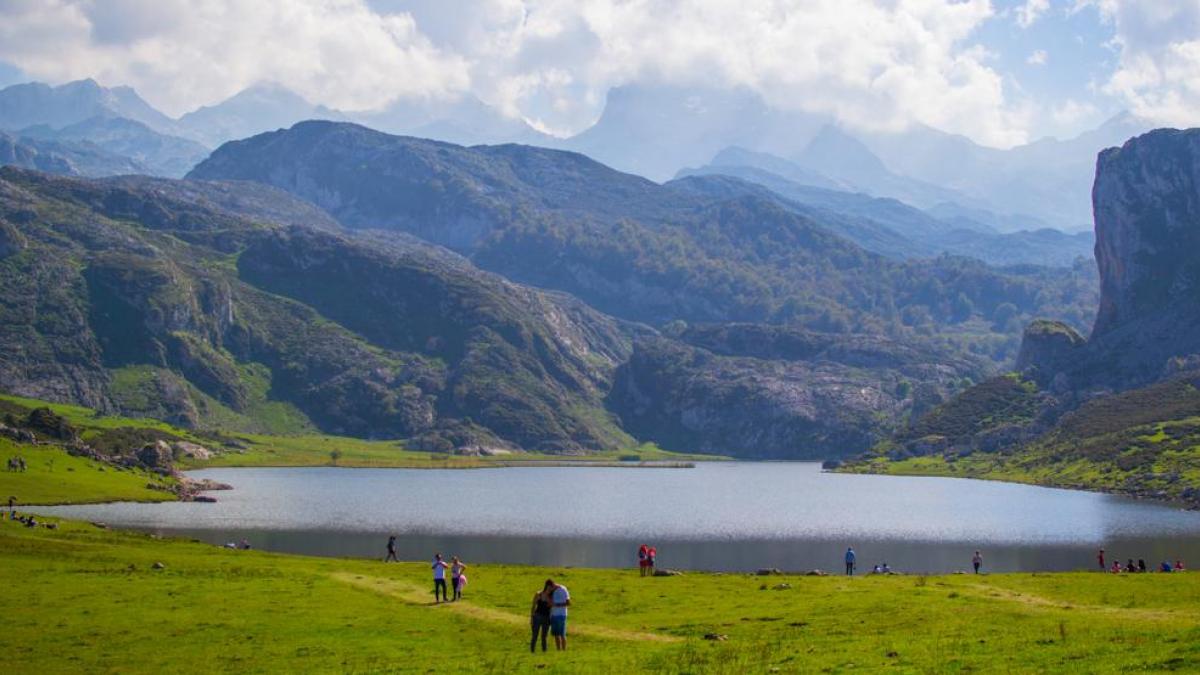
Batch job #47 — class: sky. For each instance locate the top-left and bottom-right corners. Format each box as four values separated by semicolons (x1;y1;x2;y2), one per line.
0;0;1197;148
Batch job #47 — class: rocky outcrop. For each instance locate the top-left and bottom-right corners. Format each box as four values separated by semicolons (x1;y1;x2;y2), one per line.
1015;320;1085;385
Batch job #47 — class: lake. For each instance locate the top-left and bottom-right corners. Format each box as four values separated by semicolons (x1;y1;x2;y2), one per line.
30;462;1200;573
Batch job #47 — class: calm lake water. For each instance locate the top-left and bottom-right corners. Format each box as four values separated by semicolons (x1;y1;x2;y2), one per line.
31;462;1200;573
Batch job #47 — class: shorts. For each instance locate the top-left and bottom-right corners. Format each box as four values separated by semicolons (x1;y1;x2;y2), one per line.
549;615;567;637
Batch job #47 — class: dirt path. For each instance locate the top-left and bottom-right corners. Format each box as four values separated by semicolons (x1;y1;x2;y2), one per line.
330;572;681;643
960;582;1198;622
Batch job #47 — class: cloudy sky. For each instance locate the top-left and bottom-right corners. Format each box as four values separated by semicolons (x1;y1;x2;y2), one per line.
0;0;1197;147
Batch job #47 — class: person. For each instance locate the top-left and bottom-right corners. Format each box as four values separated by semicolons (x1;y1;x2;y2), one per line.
638;544;649;577
880;562;891;574
1098;548;1106;571
1175;560;1186;571
871;564;881;574
1138;559;1147;573
7;495;14;519
1126;559;1137;573
548;578;571;651
1161;561;1173;573
845;547;856;576
385;535;399;563
432;553;450;603
530;580;553;653
647;546;657;575
240;539;251;550
1111;560;1121;574
451;556;468;601
972;551;983;574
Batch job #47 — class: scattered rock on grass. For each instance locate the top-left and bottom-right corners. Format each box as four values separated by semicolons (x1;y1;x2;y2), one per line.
152;562;165;570
653;569;683;576
703;633;728;641
756;568;782;576
772;583;791;590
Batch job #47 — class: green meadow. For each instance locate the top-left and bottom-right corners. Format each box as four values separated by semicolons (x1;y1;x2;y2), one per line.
2;517;1199;674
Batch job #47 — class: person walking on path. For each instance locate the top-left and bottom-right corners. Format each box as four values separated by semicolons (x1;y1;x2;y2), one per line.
1098;548;1105;571
549;578;571;651
845;547;856;576
432;553;450;603
972;551;983;574
450;556;468;601
385;536;399;563
530;581;553;653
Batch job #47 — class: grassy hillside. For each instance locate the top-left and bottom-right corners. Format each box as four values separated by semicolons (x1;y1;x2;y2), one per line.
3;518;1199;673
845;373;1200;507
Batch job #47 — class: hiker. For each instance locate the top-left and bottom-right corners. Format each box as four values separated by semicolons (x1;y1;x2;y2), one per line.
638;544;649;577
432;553;450;603
385;535;399;563
972;551;983;574
549;578;570;651
451;556;468;601
845;547;856;576
530;580;553;653
1138;559;1147;573
1098;548;1105;571
647;546;657;575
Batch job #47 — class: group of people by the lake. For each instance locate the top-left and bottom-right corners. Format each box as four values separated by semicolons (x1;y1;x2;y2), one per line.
850;547;986;575
1098;548;1184;574
637;543;657;576
431;552;468;602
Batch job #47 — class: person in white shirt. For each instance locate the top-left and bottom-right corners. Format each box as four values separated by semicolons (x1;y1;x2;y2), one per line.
450;556;468;601
432;553;450;603
548;578;571;650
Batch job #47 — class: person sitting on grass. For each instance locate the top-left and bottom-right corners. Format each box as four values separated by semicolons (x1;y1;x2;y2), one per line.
1176;560;1186;571
548;578;571;651
1126;559;1137;573
1161;561;1173;573
1111;561;1121;574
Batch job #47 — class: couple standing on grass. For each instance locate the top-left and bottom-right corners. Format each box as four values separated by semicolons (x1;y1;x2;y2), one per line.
530;578;571;653
637;543;657;576
432;553;467;603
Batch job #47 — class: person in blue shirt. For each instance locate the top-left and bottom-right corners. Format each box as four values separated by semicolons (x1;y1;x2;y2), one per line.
845;547;856;575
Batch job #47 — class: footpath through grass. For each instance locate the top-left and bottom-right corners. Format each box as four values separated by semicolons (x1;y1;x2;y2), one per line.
2;518;1199;674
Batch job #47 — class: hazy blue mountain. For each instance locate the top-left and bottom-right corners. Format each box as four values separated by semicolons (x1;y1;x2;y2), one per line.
560;84;829;181
679;155;1093;267
18;117;209;177
0;79;175;133
0;130;147;176
177;83;345;147
178;82;549;149
862;112;1153;232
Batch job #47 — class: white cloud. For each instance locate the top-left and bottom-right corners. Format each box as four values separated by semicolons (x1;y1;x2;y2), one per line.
0;0;1032;146
1015;0;1051;28
1080;0;1200;128
1027;49;1049;65
0;0;471;116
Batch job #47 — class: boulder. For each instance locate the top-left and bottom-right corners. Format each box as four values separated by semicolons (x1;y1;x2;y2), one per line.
136;440;174;469
756;568;782;576
653;569;683;577
1015;320;1085;383
171;441;212;460
772;583;791;590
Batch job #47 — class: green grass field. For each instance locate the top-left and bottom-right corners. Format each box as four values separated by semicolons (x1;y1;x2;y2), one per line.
0;438;176;505
2;518;1198;674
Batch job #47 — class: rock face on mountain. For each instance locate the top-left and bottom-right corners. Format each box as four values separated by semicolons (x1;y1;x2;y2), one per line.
1093;129;1200;336
0;166;634;452
1014;320;1085;386
188;121;1097;363
609;327;983;459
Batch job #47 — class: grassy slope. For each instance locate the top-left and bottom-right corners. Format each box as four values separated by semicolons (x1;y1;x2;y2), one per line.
2;519;1199;674
844;375;1200;505
0;439;175;505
